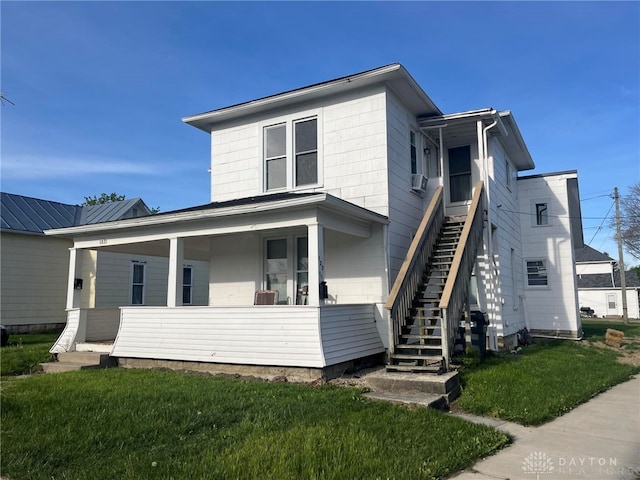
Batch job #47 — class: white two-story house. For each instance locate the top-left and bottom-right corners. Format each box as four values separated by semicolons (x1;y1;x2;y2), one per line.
46;64;584;378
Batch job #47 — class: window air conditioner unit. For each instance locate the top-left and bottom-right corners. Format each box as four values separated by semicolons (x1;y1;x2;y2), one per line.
411;174;428;193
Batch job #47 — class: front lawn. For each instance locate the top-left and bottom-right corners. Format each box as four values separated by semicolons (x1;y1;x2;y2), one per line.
0;331;59;377
454;325;640;425
1;369;509;480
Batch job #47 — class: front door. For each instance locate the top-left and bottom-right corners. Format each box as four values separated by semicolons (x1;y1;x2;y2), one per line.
448;145;472;204
265;236;309;305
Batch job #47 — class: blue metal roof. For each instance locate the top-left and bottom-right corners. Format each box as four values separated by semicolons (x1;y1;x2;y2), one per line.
0;192;149;235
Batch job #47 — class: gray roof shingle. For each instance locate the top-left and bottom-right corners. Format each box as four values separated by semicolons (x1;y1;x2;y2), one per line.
577;270;640;289
575;245;615;263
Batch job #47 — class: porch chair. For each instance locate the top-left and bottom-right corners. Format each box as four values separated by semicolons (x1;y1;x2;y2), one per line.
254;290;279;305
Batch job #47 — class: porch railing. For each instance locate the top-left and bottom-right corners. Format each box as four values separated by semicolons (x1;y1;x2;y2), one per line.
439;181;485;368
385;186;444;353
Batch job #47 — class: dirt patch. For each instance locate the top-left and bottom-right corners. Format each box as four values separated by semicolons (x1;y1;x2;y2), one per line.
586;339;640;368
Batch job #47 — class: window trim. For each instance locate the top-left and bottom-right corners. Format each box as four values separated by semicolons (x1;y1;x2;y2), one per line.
261;111;322;193
525;259;549;288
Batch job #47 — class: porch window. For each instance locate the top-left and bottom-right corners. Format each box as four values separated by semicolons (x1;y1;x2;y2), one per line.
183;266;193;305
131;262;145;305
526;259;548;287
607;294;616;310
266;238;288;304
449;145;471;202
264;115;319;192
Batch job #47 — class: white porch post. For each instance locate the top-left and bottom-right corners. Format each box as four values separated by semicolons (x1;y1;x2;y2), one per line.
66;248;81;309
308;223;324;306
167;237;184;307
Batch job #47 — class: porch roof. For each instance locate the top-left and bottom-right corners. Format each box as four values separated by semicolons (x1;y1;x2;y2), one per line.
44;192;388;257
418;108;535;171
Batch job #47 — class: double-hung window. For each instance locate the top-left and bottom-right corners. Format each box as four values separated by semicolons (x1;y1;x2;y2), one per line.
264;115;319;191
131;261;146;305
294;118;318;186
526;259;548;287
182;266;193;305
265;124;287;190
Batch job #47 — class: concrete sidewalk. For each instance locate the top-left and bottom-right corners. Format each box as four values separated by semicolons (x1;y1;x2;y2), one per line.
450;375;640;480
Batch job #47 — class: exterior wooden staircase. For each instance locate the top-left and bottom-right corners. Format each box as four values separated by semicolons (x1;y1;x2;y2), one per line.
386;182;486;379
387;218;464;373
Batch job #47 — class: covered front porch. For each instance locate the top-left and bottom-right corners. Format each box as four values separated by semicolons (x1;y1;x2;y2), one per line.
46;193;389;372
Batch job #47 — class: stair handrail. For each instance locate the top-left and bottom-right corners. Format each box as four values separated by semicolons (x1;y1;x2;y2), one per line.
386;186;444;353
439;181;485;368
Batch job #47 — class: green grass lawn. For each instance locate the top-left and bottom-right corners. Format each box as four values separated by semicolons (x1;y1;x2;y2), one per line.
1;369;509;480
0;331;59;376
454;321;640;426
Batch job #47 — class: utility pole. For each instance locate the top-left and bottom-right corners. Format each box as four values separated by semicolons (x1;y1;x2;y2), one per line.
614;187;628;324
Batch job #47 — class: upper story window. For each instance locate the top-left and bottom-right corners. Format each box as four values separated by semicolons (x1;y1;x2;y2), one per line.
410;130;418;175
294;118;318;186
264;115;319;192
535;202;549;226
505;160;512;190
265;124;287;190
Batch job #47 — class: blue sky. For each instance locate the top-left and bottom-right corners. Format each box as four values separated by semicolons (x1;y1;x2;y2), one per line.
2;1;638;262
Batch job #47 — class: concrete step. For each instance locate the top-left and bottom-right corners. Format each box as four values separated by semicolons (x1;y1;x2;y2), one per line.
41;351;117;374
58;351;116;366
41;362;102;373
75;342;113;353
365;369;460;404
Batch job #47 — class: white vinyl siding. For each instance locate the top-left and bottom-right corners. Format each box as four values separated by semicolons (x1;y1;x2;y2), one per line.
0;233;71;328
518;172;581;336
112;304;384;368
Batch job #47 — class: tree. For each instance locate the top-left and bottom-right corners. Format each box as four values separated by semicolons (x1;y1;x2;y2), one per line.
618;182;640;261
81;192;160;214
82;193;125;206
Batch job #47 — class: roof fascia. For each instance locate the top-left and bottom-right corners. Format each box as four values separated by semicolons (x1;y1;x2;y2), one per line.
183;64;442;132
45;194;388;238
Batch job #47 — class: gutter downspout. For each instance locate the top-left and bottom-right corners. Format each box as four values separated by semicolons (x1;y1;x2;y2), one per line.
480;112;501;350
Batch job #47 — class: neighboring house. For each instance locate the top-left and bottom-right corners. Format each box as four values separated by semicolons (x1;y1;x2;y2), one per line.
44;64;584;378
575;245;640;319
0;192;208;334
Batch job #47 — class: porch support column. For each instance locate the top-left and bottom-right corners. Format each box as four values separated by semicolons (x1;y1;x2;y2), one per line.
167;237;184;307
66;247;81;309
308;223;324;306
